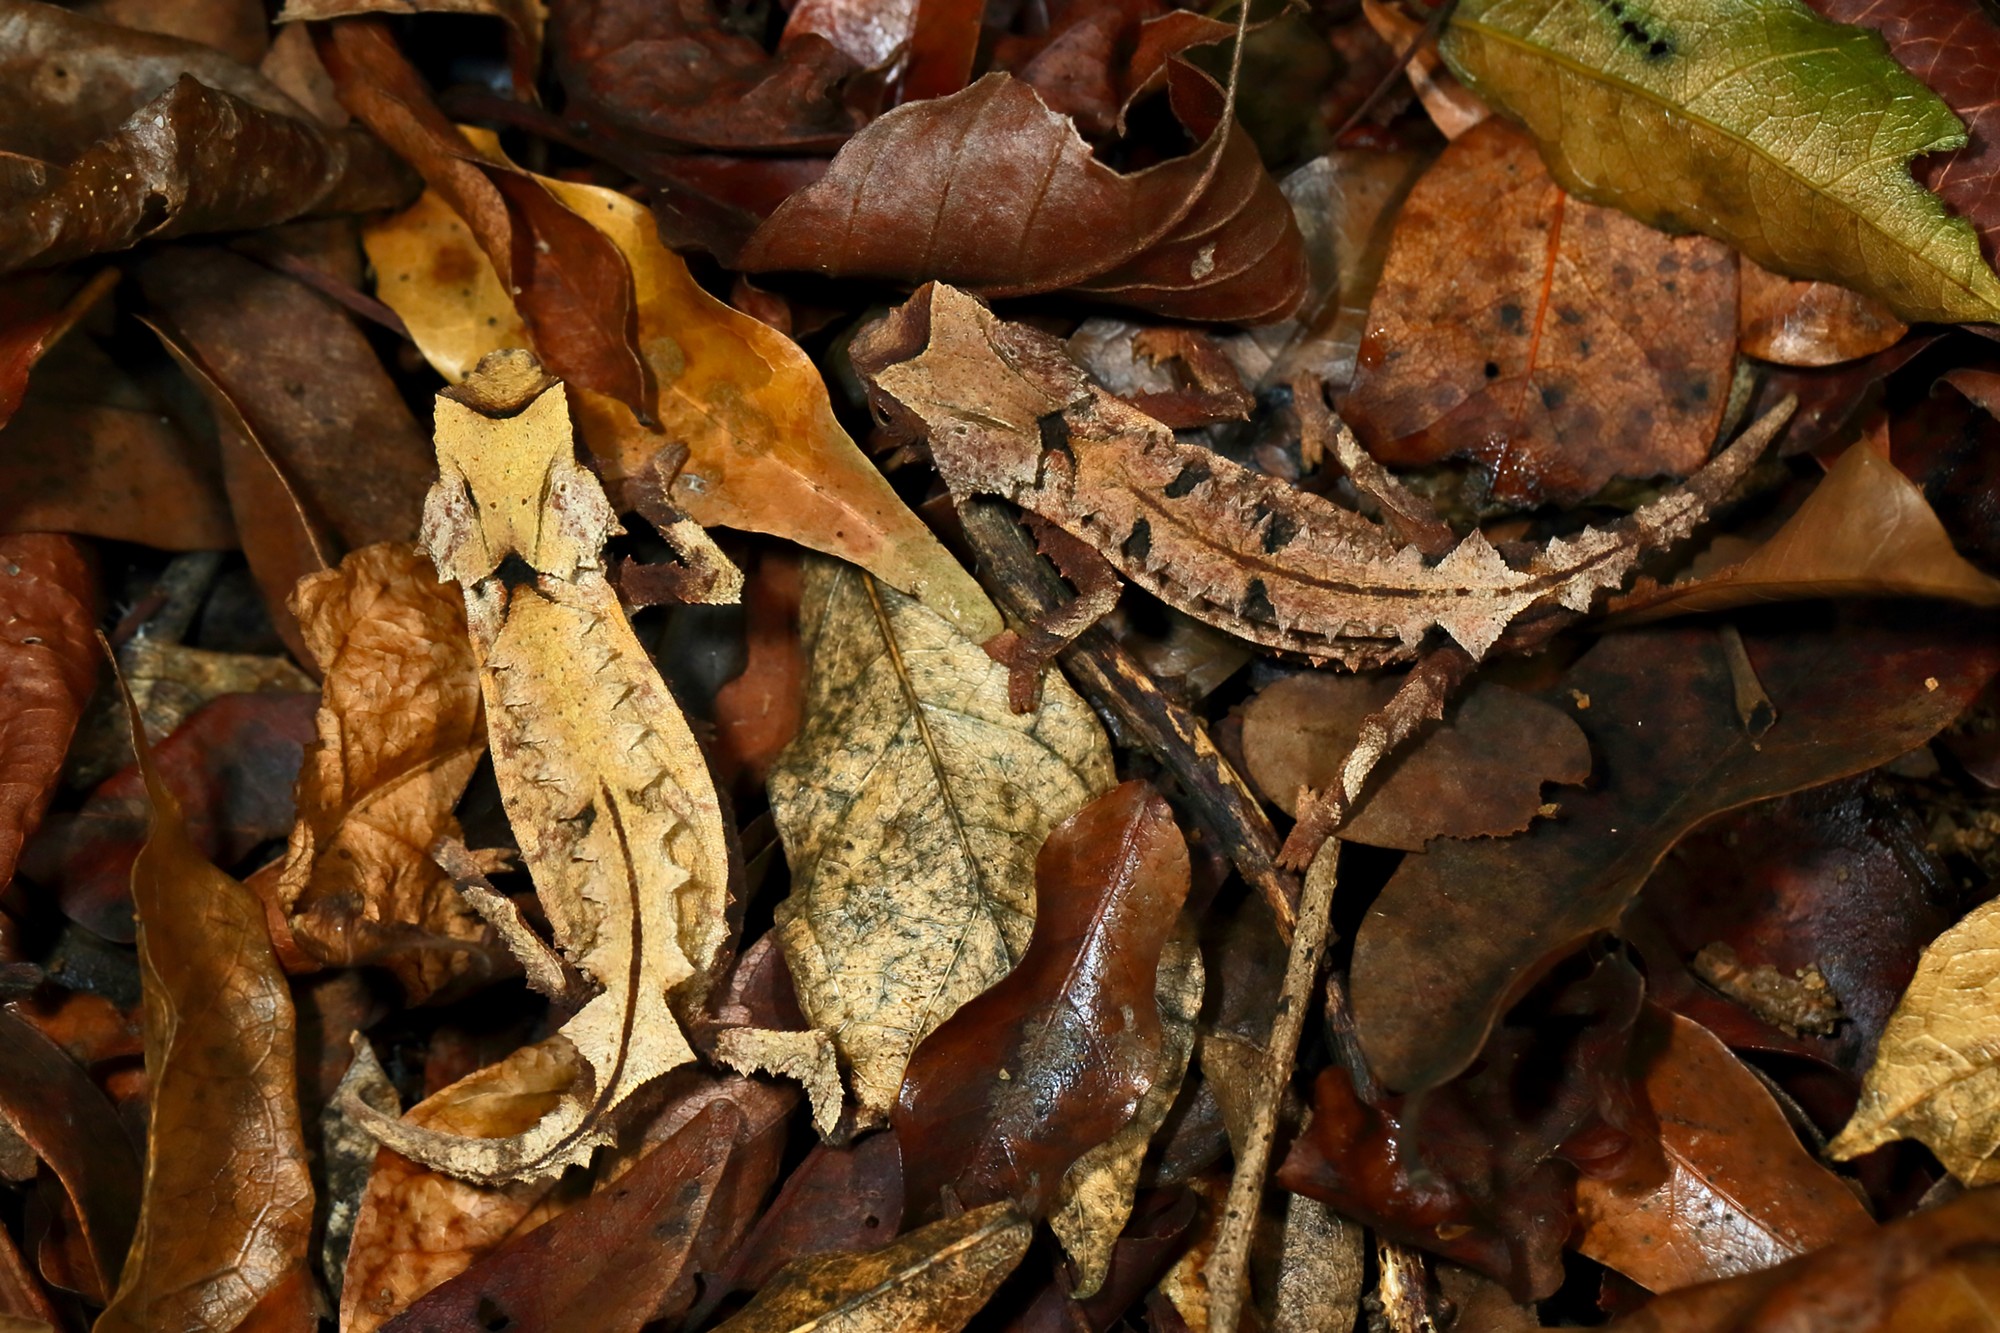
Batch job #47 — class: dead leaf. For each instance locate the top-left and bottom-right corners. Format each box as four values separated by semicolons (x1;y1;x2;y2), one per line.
1239;673;1590;850
275;542;489;1000
1351;612;2000;1097
1341;120;1738;506
318;18;654;420
338;1039;583;1333
1051;920;1202;1296
0;72;415;276
96;669;316;1333
711;550;807;799
0;1005;140;1301
1601;1187;2000;1332
1832;895;2000;1184
894;782;1193;1221
1738;260;1908;368
363;177;1001;641
376;1101;741;1333
1577;1011;1874;1291
768;555;1115;1122
1613;441;2000;619
0;269;115;429
81;0;271;65
1270;1194;1365;1333
552;0;867;152
705;1132;905;1308
348;351;730;1183
0;535;95;890
736;63;1307;324
712;1202;1032;1333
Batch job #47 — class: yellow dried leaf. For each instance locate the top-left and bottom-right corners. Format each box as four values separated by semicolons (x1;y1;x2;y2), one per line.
345;351;730;1184
1832;897;2000;1184
363;175;999;641
713;1202;1031;1333
97;672;315;1333
277;541;489;1000
770;556;1115;1122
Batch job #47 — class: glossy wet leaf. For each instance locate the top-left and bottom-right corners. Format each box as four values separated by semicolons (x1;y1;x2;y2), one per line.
96;678;315;1333
1577;1011;1873;1291
0;535;94;890
713;1202;1032;1333
275;542;489;1000
1352;611;2000;1095
895;782;1192;1221
1341;120;1737;506
1832;896;2000;1184
1439;0;2000;323
769;557;1115;1122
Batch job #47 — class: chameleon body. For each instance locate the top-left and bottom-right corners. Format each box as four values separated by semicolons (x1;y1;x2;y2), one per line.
873;284;1777;667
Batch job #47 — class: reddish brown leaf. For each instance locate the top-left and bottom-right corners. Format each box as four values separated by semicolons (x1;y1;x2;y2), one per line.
0;74;415;276
379;1102;742;1333
0;269;115;429
1279;952;1660;1301
552;0;867;152
1239;673;1589;851
709;1132;904;1307
737;64;1306;324
0;1006;140;1299
1738;261;1908;369
318;18;653;420
1603;1187;2000;1332
901;0;983;103
0;534;95;890
894;780;1193;1221
1350;612;2000;1097
1341;120;1738;506
710;551;807;801
1807;0;2000;273
23;692;319;944
1577;1011;1875;1293
136;248;435;551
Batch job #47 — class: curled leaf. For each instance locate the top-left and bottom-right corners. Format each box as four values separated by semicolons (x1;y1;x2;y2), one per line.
769;556;1115;1122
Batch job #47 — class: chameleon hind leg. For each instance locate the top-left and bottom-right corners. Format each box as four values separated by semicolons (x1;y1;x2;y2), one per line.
982;515;1123;713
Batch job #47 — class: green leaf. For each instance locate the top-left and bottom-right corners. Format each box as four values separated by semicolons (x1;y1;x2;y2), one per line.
1440;0;2000;324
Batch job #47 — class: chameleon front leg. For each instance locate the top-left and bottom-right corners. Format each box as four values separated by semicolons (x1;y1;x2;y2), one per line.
982;514;1123;713
1277;643;1478;870
1294;374;1458;559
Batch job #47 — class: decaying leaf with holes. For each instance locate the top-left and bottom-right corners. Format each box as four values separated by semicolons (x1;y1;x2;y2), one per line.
341;350;731;1184
769;556;1115;1123
867;282;1785;673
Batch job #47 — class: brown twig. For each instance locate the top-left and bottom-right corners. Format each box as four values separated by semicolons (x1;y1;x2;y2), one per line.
958;498;1301;937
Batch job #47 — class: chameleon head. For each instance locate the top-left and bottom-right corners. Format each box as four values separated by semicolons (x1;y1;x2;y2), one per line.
421;349;620;589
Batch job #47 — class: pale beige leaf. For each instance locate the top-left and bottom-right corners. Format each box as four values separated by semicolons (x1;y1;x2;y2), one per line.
338;1038;582;1333
1832;897;2000;1185
713;1202;1030;1333
346;351;730;1184
715;1027;844;1141
1271;1194;1365;1333
769;557;1115;1122
1051;922;1203;1296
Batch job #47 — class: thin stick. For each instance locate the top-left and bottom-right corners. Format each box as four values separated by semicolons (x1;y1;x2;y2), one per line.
1205;837;1341;1333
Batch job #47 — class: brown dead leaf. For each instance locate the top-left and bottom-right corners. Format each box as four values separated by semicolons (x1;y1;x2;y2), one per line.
713;1202;1032;1333
1738;260;1908;368
277;0;542;81
1831;896;2000;1184
318;18;653;420
276;542;489;1000
1239;673;1590;851
377;1101;741;1333
0;535;95;889
338;1038;582;1333
1602;1187;2000;1332
1341;120;1738;506
96;671;316;1333
769;556;1115;1123
363;176;1000;641
1613;440;2000;619
894;782;1193;1221
0;269;115;430
348;352;730;1183
736;63;1307;324
1577;1011;1874;1292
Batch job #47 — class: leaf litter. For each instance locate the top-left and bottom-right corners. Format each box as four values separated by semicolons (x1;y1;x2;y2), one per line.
4;3;2000;1332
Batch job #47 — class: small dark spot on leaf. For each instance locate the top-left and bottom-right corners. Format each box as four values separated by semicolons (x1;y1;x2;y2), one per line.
1498;302;1525;332
1483;362;1501;380
476;1296;513;1331
1540;385;1566;411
